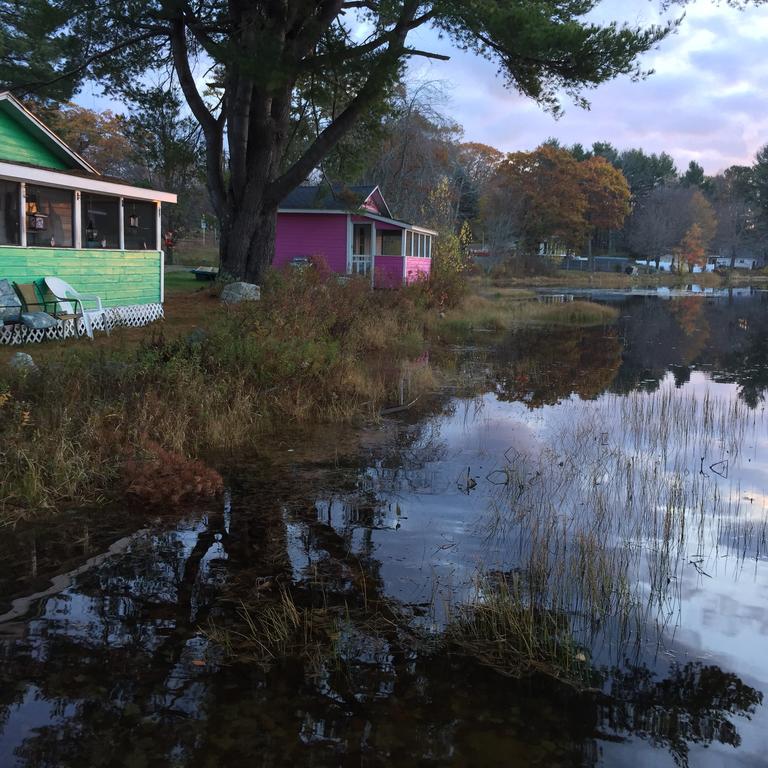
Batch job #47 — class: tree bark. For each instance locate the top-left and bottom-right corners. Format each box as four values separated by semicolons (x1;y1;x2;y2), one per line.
219;198;278;283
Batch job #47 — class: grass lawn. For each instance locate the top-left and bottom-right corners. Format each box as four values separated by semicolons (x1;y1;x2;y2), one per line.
171;243;219;267
164;269;210;294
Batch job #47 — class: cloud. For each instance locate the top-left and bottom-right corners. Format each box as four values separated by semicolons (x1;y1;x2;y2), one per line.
407;0;768;175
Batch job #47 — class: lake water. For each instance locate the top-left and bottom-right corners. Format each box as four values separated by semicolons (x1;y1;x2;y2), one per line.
1;290;768;767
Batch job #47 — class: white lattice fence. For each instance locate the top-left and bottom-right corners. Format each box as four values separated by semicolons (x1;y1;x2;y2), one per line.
0;303;164;345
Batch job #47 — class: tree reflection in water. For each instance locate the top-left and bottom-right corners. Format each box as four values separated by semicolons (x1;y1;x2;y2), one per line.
0;479;760;767
2;293;768;766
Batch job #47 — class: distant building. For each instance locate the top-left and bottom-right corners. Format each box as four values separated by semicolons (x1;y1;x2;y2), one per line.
274;184;436;287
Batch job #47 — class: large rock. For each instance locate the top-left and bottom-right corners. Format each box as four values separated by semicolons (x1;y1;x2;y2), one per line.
9;352;36;371
220;282;261;304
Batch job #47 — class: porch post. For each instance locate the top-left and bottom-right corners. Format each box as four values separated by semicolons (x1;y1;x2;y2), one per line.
346;214;352;274
370;222;376;289
118;197;125;250
73;191;82;249
159;249;165;303
155;202;162;251
19;183;26;247
402;229;408;285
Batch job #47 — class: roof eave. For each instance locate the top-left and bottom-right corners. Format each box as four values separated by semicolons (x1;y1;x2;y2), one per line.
0;160;177;203
277;207;436;234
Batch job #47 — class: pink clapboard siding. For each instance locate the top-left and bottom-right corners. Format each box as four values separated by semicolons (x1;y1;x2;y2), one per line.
374;255;404;288
274;213;348;272
405;256;431;284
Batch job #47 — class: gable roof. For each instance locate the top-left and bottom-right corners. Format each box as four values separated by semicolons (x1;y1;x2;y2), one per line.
0;92;98;174
280;183;393;218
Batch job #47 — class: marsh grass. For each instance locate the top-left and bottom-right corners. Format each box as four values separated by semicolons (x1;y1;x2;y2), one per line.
0;269;440;520
431;294;618;337
199;376;766;689
445;575;591;684
461;381;766;677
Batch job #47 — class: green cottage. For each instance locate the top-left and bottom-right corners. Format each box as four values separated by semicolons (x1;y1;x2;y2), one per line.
0;91;176;342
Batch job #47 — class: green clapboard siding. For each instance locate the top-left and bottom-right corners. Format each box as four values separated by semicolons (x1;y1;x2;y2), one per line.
0;110;70;169
0;247;162;307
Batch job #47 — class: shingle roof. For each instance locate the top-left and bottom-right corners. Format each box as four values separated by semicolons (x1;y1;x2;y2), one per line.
279;183;378;211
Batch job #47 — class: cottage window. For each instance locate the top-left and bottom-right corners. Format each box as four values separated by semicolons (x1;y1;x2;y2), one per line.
82;193;120;248
25;185;74;247
405;231;412;257
123;200;157;250
0;180;20;245
378;230;402;256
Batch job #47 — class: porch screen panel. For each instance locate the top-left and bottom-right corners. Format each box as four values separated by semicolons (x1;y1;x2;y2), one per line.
123;200;157;250
82;194;120;248
405;231;412;257
0;180;19;245
25;185;74;247
380;230;401;256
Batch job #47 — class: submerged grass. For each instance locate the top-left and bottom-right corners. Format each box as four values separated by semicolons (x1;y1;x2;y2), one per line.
468;382;765;673
444;575;591;684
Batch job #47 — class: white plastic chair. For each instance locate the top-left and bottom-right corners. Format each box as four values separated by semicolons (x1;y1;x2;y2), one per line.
43;277;109;339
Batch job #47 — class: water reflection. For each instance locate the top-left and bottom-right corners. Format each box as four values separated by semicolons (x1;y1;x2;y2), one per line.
2;294;768;766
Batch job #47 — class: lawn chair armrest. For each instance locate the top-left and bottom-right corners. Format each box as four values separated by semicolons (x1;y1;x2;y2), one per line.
77;294;103;310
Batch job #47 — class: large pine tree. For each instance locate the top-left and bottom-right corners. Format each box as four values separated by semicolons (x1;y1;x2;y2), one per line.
3;1;674;283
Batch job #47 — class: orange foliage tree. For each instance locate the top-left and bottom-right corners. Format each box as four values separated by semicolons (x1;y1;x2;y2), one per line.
676;222;707;272
484;145;630;258
580;156;631;260
490;145;589;255
33;102;135;178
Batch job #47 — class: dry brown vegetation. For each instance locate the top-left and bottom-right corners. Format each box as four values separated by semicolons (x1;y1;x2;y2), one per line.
0;269;438;520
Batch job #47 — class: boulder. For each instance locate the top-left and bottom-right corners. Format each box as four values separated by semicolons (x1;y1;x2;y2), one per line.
220;281;261;304
9;352;36;371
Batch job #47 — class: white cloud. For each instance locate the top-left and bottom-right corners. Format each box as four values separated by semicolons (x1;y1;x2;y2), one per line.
406;0;768;174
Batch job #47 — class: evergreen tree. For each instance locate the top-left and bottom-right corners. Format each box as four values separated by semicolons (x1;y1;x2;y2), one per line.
2;1;674;282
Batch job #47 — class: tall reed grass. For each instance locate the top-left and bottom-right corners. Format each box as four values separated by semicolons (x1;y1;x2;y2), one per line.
448;381;766;682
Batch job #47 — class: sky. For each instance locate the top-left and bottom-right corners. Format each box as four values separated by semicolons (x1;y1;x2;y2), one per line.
73;0;768;177
404;0;768;175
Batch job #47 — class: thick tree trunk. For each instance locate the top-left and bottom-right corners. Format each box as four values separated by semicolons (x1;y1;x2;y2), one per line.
219;199;279;284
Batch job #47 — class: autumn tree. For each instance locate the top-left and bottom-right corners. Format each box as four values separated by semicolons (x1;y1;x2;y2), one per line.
454;142;505;230
3;1;673;283
33;102;136;178
358;83;463;228
579;156;631;265
626;186;716;270
483;146;629;265
676;222;706;272
486;145;589;257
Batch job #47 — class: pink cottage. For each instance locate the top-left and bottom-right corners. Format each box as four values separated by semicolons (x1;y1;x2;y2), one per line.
275;184;435;287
